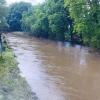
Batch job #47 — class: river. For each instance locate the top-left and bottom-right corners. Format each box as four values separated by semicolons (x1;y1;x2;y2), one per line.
7;33;100;100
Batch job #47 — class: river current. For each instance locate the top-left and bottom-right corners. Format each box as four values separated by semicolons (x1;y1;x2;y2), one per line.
7;33;100;100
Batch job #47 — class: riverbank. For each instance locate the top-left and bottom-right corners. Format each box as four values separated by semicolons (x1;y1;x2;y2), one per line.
0;43;38;99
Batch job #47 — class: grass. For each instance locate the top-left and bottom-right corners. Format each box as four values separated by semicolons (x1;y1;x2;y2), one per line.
0;48;38;100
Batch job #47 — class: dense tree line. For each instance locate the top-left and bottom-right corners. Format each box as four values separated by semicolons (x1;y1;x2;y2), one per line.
0;0;8;32
21;0;72;41
65;0;100;48
0;0;99;48
5;0;73;41
7;2;31;31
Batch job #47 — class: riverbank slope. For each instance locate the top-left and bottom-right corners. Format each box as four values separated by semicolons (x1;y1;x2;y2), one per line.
0;41;38;100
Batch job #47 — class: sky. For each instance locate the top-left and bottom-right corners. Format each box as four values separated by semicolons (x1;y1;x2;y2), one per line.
6;0;45;5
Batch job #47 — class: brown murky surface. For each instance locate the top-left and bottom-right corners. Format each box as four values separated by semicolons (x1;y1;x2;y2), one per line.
7;33;100;100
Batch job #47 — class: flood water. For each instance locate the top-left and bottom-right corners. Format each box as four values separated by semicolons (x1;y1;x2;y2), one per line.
7;33;100;100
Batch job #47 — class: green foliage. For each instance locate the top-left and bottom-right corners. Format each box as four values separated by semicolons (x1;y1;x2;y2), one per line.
7;2;32;31
21;11;33;32
22;4;49;38
48;13;67;40
46;0;70;40
64;0;100;48
7;0;100;48
0;0;8;32
22;0;70;40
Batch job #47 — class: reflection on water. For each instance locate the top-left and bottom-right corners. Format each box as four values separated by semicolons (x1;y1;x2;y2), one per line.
7;34;100;100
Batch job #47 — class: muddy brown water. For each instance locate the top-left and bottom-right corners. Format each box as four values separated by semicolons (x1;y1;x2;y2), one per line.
7;33;100;100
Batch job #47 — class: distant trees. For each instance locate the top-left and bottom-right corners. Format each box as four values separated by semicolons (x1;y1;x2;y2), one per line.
6;0;100;48
46;0;70;40
22;0;71;40
0;0;8;32
48;13;67;40
64;0;100;48
22;4;49;38
7;2;32;31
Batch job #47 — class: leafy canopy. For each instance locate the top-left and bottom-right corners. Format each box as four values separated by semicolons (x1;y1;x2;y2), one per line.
64;0;100;48
0;0;8;32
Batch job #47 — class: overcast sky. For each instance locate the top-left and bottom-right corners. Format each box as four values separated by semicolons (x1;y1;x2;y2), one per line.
6;0;45;5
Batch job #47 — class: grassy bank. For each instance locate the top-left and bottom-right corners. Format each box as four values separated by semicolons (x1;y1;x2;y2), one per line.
0;48;38;100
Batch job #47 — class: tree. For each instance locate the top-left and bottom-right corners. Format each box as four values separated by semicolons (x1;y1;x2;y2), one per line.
21;10;33;32
7;2;32;31
45;0;70;40
0;0;8;32
48;13;67;40
31;5;49;38
21;0;72;41
22;4;49;38
64;0;100;48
